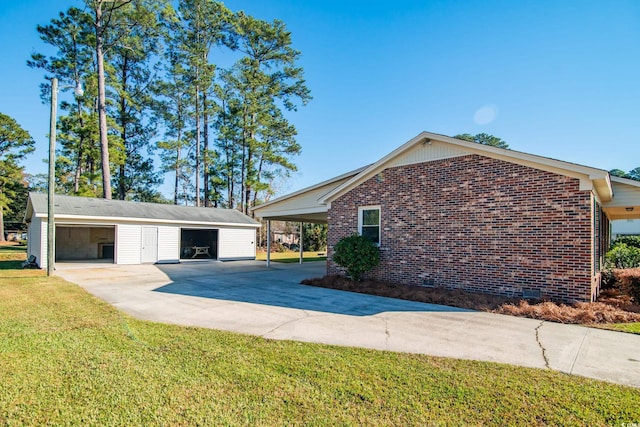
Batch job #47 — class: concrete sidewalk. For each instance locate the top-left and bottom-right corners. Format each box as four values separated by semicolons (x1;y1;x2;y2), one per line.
56;261;640;388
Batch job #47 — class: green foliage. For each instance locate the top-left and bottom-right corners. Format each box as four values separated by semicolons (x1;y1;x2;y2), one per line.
454;133;509;149
610;167;640;181
0;113;34;241
303;223;327;251
333;234;380;281
605;243;640;269
605;237;640;269
613;235;640;249
603;322;640;334
31;2;310;206
1;271;640;425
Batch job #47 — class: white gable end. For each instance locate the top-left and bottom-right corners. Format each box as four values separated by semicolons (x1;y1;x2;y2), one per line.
388;139;469;169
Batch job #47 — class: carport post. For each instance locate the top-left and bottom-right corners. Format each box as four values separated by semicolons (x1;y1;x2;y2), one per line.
299;222;303;264
266;220;271;268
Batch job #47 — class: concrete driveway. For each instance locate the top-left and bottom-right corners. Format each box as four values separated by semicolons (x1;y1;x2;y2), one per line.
56;261;640;388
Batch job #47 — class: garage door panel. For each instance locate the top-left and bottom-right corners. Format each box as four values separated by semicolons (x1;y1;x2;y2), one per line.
218;228;256;260
116;225;141;264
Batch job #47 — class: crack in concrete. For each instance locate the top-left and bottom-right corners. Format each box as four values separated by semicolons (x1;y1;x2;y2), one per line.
535;321;550;369
261;310;320;337
382;315;391;349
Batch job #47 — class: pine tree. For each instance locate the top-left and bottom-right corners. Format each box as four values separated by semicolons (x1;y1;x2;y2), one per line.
0;113;34;241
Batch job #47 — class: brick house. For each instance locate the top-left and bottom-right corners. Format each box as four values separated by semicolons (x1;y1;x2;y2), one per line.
252;132;640;302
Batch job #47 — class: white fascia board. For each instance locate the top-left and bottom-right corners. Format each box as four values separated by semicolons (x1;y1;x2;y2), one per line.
320;131;613;203
255;205;328;218
33;213;261;228
252;165;369;213
611;175;640;187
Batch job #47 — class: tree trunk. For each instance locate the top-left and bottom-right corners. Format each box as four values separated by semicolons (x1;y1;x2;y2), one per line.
203;90;209;207
73;93;86;194
194;79;201;207
118;56;128;200
95;3;112;199
0;204;5;242
74;150;83;194
252;156;264;208
174;127;182;205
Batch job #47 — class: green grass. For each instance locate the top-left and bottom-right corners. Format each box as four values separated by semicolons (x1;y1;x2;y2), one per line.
0;243;26;270
599;322;640;335
256;250;327;263
1;269;639;425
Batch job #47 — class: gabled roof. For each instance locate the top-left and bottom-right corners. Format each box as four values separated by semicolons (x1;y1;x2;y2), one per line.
251;166;368;223
604;176;640;220
319;131;613;204
26;192;260;227
252;131;640;223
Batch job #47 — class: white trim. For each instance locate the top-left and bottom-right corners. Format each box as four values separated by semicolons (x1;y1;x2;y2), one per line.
319;131;613;204
251;165;369;212
32;213;260;228
358;205;381;245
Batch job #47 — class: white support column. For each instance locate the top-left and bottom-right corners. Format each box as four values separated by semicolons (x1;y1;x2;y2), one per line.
266;220;271;268
299;222;303;264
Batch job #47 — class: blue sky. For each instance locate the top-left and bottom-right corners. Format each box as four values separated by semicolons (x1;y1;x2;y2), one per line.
1;0;639;199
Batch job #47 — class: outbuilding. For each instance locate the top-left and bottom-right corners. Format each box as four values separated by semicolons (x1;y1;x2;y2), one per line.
25;192;260;269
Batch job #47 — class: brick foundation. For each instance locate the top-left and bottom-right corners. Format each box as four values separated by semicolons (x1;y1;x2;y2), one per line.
327;155;594;302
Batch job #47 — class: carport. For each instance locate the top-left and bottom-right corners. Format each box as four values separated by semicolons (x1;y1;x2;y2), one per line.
252;167;366;266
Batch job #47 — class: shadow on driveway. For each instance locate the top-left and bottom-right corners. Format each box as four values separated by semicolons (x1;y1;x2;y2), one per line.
154;260;470;316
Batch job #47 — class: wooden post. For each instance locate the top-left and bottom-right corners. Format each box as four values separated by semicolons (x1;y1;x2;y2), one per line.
299;222;303;264
266;220;271;268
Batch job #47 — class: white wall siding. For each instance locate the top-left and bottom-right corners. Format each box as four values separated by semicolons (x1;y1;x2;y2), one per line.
388;139;469;169
27;216;44;268
158;226;180;263
116;224;142;265
218;228;256;260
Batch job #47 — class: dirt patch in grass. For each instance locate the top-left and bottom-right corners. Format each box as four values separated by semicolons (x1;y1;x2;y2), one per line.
301;276;640;325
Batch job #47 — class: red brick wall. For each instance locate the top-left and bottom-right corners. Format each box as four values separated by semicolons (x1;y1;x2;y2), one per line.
327;154;594;302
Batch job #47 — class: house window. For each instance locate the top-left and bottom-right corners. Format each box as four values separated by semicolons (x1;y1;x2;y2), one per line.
359;206;380;245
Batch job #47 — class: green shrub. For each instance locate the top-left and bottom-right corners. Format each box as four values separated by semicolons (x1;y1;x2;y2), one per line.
605;243;640;269
333;234;380;282
612;235;640;250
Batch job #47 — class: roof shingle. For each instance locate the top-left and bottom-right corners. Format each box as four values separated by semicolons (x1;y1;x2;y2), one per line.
28;193;260;226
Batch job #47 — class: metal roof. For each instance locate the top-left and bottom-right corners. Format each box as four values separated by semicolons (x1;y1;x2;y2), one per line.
27;192;260;227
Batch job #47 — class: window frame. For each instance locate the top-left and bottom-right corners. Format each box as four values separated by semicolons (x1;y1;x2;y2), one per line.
358;205;381;246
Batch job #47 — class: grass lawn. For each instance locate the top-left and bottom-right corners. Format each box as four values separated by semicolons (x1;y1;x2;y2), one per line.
599;322;640;334
256;250;327;263
0;242;27;270
1;267;639;425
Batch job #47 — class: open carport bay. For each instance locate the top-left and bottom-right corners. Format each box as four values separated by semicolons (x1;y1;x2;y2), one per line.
56;225;115;261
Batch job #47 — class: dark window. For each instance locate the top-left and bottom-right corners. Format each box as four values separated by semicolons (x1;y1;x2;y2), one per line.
360;206;380;245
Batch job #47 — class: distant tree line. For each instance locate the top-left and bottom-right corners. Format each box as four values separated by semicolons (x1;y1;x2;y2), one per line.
610;167;640;181
453;133;509;149
28;0;311;214
0;113;34;240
